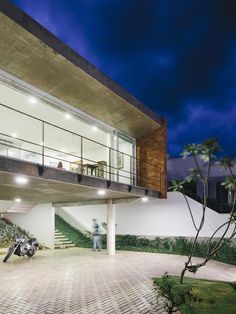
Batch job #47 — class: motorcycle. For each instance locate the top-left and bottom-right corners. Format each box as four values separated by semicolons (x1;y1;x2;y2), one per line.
3;235;39;263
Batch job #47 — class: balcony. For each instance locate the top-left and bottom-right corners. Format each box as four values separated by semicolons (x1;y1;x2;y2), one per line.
0;103;161;198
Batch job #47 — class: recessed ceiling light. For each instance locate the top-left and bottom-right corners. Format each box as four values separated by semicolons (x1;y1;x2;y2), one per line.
65;113;72;120
97;189;106;196
15;176;28;185
12;132;17;138
14;198;21;203
29;96;37;104
141;196;148;202
92;126;98;132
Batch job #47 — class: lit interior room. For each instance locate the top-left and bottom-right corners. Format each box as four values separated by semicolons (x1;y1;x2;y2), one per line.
0;74;135;185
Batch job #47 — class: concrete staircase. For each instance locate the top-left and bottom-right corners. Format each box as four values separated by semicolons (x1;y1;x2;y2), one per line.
0;201;36;213
54;229;76;249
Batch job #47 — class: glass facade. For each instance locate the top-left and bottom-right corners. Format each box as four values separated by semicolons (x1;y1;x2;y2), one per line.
0;72;136;184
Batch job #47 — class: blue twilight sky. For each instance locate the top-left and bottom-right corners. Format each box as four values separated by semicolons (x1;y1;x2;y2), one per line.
11;0;236;157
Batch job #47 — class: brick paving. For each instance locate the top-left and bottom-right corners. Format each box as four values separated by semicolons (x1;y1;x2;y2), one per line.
0;248;236;314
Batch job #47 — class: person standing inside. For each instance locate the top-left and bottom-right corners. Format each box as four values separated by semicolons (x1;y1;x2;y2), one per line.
57;161;63;169
92;218;102;251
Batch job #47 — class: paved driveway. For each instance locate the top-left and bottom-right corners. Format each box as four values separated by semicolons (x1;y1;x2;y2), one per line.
0;248;236;314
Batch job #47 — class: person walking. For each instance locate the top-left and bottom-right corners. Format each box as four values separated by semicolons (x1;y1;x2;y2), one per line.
92;218;102;251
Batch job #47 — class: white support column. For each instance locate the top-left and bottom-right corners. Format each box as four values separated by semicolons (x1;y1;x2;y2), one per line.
107;199;115;255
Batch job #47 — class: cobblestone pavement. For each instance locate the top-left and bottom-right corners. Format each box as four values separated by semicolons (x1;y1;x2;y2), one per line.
0;248;236;314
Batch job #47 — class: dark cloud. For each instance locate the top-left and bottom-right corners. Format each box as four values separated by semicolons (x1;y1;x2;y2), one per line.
168;101;236;155
11;0;236;156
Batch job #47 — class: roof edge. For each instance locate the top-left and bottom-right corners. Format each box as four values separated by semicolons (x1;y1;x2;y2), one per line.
1;0;162;126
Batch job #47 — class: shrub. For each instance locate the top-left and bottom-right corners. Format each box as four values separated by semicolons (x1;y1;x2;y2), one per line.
115;234;137;248
149;236;162;248
136;237;150;247
0;218;30;248
173;237;192;254
114;235;236;266
155;273;193;313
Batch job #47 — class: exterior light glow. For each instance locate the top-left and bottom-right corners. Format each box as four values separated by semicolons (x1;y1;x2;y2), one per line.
97;189;106;196
15;176;28;185
12;132;17;138
14;198;21;203
65;113;71;120
92;126;98;132
141;196;148;202
29;96;37;104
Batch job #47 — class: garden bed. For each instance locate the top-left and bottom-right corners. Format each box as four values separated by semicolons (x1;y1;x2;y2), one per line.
154;275;236;313
54;216;236;266
115;235;236;265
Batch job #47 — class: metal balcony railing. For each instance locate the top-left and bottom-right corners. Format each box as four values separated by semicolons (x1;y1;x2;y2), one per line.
0;103;162;190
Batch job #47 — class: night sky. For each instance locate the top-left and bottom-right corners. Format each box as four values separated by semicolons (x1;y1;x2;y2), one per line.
11;0;236;157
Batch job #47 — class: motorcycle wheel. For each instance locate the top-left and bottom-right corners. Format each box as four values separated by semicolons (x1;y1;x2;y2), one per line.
3;247;15;263
27;248;36;257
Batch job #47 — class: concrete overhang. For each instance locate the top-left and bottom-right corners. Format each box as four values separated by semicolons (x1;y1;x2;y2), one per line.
0;0;162;139
0;156;159;203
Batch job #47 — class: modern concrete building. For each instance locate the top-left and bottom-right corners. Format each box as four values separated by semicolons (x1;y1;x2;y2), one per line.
0;1;167;252
168;156;236;210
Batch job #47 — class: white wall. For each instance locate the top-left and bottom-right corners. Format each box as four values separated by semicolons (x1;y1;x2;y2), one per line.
59;192;234;239
116;192;233;238
56;207;90;235
60;205;107;234
3;203;55;248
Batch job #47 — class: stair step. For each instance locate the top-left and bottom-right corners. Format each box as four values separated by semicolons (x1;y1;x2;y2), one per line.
55;244;76;249
55;240;73;245
54;228;75;249
55;237;71;241
55;237;68;241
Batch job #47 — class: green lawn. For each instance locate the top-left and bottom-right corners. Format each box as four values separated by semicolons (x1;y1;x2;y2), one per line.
154;276;236;314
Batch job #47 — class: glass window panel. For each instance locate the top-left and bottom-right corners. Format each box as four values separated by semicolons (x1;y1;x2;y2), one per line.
117;135;134;184
44;124;81;171
82;138;109;178
0;106;42;163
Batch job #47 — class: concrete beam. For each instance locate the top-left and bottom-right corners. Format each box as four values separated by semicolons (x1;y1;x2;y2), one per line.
53;197;139;207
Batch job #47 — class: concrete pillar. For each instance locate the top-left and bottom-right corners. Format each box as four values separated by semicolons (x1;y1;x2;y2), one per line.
107;199;115;255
